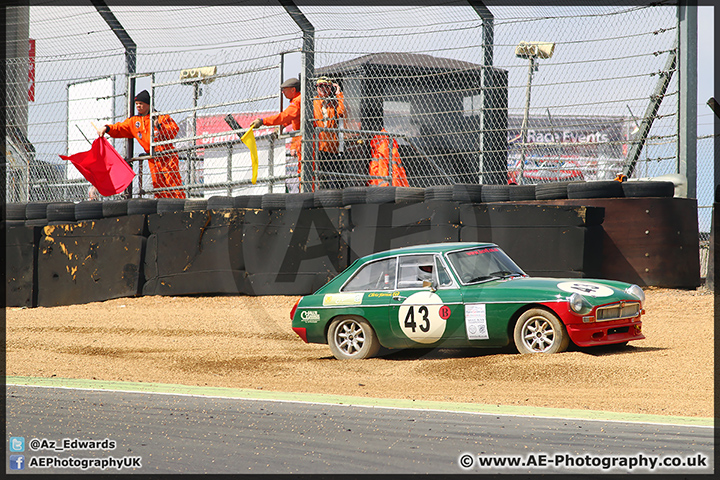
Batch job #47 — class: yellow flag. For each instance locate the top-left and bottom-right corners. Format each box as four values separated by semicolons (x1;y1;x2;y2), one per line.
240;126;259;184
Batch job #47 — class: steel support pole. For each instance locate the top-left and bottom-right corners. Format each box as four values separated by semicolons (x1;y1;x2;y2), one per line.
623;47;677;179
518;57;536;185
678;3;697;199
92;0;137;197
280;1;315;193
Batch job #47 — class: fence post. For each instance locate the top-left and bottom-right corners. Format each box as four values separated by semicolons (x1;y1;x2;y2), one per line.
678;4;697;199
281;1;315;193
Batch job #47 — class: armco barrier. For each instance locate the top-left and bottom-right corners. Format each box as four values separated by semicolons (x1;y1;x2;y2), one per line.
36;216;147;307
349;201;461;260
5;195;702;306
143;206;350;296
142;209;246;296
241;206;349;295
529;197;701;288
459;204;604;278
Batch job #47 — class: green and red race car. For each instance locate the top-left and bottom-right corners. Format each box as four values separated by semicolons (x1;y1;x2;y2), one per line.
290;242;645;359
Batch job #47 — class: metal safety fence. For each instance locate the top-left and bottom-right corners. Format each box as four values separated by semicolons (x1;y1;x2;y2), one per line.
4;3;713;241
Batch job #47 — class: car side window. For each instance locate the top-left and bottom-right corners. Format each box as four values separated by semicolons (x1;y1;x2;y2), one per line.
397;255;435;289
343;257;397;292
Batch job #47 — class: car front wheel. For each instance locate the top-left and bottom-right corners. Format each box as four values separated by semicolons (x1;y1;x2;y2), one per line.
327;316;380;360
513;308;570;354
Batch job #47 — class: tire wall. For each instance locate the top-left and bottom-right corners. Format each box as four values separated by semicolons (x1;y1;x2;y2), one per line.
5;197;701;307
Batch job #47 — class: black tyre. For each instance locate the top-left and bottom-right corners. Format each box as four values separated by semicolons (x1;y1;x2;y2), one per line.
621;181;675;198
184;199;208;211
207;195;235;210
481;184;510;202
102;200;128;217
395;187;425;204
535;181;579;200
327;316;381;360
425;185;454;202
342;186;368;206
366;187;397;204
157;198;186;213
508;184;536;201
6;203;27;220
46;202;76;222
74;201;104;220
127;198;158;215
513;308;570;354
568;180;623;199
314;189;344;208
4;219;26;227
452;183;483;203
25;218;48;227
286;192;315;209
234;195;263;209
25;202;51;220
261;193;288;209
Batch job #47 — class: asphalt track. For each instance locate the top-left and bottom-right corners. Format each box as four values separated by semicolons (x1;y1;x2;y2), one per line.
5;377;715;475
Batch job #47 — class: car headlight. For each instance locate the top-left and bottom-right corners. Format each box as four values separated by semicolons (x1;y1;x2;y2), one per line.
569;293;585;313
625;284;645;302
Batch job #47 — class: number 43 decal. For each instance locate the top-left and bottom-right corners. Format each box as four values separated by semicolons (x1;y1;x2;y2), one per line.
398;291;447;344
404;306;430;333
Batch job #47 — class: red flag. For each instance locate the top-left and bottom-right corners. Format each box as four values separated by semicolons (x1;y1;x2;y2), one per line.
59;137;135;196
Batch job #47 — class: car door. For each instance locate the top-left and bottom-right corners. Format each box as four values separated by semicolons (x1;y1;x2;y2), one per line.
388;254;465;347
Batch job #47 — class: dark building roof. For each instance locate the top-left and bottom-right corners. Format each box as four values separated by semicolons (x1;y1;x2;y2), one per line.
318;52;486;75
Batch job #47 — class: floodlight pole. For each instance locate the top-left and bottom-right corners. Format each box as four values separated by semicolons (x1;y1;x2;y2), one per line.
518;55;537;185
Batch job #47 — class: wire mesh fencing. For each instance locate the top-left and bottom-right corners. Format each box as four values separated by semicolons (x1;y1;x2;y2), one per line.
4;2;708;209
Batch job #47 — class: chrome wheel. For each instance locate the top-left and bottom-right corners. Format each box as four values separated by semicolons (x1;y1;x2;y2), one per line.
327;317;380;360
513;309;569;354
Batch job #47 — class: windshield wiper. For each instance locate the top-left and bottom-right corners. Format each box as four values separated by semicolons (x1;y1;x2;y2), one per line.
466;271;522;284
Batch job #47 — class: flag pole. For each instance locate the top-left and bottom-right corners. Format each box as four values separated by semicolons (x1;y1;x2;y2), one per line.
77;125;93;145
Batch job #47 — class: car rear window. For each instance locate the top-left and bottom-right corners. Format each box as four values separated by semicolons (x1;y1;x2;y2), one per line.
342;257;397;292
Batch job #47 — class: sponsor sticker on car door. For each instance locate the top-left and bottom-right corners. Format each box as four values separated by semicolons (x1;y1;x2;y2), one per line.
465;303;489;340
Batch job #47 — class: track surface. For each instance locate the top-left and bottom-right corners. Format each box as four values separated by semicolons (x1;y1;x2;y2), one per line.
5;383;714;475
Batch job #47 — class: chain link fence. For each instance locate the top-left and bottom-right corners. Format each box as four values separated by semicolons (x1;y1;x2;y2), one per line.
4;3;714;266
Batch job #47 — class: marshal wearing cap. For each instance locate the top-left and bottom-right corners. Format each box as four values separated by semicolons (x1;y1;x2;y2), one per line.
134;90;150;104
279;77;301;90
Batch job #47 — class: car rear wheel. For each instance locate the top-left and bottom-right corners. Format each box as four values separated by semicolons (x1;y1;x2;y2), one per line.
327;316;380;360
513;308;570;354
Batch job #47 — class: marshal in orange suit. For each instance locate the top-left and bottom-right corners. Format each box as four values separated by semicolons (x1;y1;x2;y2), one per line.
100;90;186;198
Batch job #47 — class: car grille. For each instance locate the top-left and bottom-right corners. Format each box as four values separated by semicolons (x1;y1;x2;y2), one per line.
596;302;641;322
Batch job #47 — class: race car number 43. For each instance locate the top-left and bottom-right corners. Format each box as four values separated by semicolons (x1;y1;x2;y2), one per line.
398;291;447;343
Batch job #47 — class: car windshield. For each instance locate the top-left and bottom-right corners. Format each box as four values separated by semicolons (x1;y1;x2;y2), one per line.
447;247;525;284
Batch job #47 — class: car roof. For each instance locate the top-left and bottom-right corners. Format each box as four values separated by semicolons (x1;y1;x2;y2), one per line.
358;242;497;262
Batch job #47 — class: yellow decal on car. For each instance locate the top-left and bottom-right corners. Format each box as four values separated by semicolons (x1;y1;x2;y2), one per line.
323;293;364;306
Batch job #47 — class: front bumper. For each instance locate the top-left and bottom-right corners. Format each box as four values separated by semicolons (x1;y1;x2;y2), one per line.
566;319;645;347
